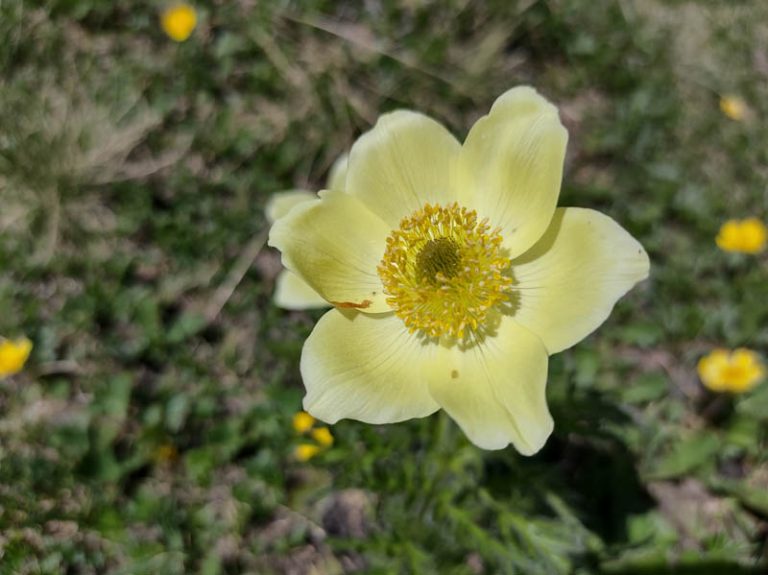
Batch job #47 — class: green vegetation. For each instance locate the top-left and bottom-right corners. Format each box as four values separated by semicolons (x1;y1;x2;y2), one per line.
1;1;766;573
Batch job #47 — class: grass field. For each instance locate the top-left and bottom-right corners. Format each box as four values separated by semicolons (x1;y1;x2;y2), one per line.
1;1;767;573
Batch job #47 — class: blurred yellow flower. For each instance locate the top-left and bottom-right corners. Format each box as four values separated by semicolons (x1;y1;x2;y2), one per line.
0;337;32;378
292;411;315;434
719;96;746;121
269;87;649;453
716;218;767;254
161;3;197;42
152;443;179;464
698;348;765;393
294;443;321;462
291;411;334;460
311;426;334;448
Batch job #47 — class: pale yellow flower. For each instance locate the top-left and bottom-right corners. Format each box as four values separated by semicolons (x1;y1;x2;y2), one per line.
716;218;767;254
719;95;746;121
311;426;334;448
294;443;321;462
269;87;650;453
698;348;765;394
292;411;316;434
0;337;32;378
266;155;348;310
161;4;197;42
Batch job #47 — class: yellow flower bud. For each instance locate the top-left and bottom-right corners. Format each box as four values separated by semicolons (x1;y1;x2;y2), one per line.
292;411;315;434
294;443;321;462
161;4;197;42
719;96;747;121
311;426;334;448
0;337;32;378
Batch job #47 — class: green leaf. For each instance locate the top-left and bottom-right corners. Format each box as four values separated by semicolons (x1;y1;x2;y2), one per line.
622;373;668;404
709;478;768;518
646;433;721;480
166;312;207;344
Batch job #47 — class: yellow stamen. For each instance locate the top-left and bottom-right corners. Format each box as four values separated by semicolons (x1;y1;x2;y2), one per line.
377;203;512;339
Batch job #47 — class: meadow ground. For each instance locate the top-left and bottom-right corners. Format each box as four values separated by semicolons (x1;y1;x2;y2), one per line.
1;1;767;573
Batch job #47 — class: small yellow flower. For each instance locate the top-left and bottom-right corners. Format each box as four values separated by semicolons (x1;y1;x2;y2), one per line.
292;411;315;434
716;218;767;254
719;96;747;121
311;426;334;448
0;337;32;378
269;87;650;453
294;443;321;462
161;4;197;42
698;348;765;393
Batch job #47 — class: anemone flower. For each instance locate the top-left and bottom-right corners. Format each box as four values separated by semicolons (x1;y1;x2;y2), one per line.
269;87;649;453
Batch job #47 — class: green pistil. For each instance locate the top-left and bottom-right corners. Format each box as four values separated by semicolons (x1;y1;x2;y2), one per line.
416;237;461;285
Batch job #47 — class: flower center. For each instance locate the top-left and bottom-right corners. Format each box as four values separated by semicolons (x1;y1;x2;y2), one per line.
377;202;512;339
416;237;461;284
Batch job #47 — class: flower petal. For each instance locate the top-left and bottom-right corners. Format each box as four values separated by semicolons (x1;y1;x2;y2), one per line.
274;270;331;310
697;349;730;392
269;191;392;313
265;190;316;224
346;111;462;227
327;153;349;192
424;316;552;454
301;310;440;424
459;86;568;258
511;208;650;355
